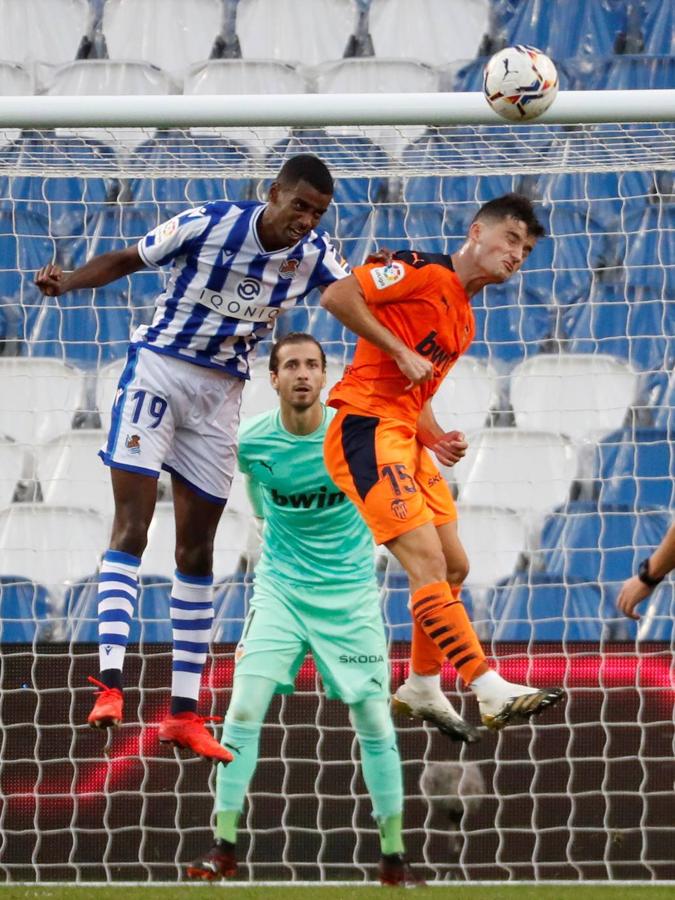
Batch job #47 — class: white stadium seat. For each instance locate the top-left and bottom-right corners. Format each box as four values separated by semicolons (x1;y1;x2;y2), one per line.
458;505;527;588
455;427;578;514
313;57;439;158
235;0;358;67
0;504;106;592
369;0;489;66
46;59;178;97
0;440;24;510
0;61;33;96
102;0;225;79
0;0;91;66
37;429;113;518
239;355;278;421
184;59;308;156
0;358;83;447
431;356;498;435
510;353;639;443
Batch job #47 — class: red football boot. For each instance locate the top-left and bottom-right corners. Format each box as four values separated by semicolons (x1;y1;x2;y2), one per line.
158;712;233;764
378;853;426;887
186;839;238;880
87;676;123;729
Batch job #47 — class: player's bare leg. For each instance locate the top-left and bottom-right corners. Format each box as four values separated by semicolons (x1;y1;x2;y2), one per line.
157;477;232;765
388;522;564;731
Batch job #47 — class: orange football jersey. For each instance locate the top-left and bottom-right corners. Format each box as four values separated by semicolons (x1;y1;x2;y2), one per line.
328;251;474;425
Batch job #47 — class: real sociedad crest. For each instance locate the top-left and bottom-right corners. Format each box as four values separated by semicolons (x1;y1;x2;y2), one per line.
278;259;300;280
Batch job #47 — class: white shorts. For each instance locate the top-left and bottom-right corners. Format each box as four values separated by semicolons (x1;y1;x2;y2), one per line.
100;345;244;503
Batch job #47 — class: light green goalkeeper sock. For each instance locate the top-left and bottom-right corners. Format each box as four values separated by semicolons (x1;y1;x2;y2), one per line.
216;809;240;844
378;813;404;856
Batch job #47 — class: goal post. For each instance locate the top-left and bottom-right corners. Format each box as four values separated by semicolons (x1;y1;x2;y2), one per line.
0;90;673;884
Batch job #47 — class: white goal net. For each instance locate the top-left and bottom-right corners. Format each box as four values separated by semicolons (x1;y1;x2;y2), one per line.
0;100;673;883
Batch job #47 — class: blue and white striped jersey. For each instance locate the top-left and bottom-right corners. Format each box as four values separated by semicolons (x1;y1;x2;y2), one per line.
134;200;349;377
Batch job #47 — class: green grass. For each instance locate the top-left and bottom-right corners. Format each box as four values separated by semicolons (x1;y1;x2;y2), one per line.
0;885;672;900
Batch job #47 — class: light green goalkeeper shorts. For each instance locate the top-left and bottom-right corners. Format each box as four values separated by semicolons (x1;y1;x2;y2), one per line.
233;574;389;704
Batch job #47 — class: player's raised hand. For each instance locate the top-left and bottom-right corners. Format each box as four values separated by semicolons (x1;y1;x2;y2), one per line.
432;430;468;468
394;346;434;389
35;263;65;296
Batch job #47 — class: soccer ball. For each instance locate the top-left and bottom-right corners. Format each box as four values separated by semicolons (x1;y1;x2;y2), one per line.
483;45;558;121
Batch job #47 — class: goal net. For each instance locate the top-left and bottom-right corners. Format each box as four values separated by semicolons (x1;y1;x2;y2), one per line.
0;96;673;883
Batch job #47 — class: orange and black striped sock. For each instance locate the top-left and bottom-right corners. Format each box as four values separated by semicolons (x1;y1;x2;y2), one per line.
410;581;487;685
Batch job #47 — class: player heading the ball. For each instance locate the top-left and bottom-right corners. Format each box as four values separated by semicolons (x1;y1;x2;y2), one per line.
321;193;565;735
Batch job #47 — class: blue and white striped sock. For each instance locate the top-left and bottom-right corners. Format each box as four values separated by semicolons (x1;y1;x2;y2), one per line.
97;549;141;683
170;571;214;713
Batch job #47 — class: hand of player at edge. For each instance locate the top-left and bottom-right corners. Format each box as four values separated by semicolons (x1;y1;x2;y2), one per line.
616;576;652;621
394;346;434;390
35;263;66;297
430;430;468;468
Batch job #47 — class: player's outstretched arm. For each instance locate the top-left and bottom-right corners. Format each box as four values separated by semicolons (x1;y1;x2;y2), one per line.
617;521;675;620
321;274;433;388
416;402;468;468
34;246;146;297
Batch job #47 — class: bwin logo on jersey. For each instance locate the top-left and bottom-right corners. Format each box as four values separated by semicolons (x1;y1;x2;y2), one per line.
271;486;346;509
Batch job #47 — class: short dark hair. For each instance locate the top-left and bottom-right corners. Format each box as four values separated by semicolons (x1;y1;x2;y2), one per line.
269;332;326;373
472;193;545;239
276;154;334;196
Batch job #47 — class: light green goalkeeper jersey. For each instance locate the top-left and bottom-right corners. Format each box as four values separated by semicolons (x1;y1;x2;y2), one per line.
237;404;376;588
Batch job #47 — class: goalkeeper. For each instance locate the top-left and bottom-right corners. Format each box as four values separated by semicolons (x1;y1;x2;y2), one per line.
187;332;423;887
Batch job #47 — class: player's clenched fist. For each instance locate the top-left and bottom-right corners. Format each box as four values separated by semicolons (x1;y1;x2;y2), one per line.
431;430;468;468
394;346;435;389
35;263;65;296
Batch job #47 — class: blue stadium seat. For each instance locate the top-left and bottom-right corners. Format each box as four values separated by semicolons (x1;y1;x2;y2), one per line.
638;0;675;55
564;281;672;372
0;576;52;642
624;203;675;293
584;54;675;90
470;280;553;367
653;372;675;431
488;572;604;642
593;427;675;510
498;0;628;58
381;568;411;642
540;502;671;587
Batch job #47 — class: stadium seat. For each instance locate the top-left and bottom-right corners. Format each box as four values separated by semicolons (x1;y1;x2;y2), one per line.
496;0;628;58
564;281;673;374
539;501;671;588
0;357;84;447
455;427;578;515
0;0;92;67
471;280;554;368
0;440;24;510
624;203;675;294
635;581;674;642
235;0;358;66
0;503;107;595
509;353;638;443
593;427;675;510
102;0;225;80
458;505;527;589
584;54;675;91
638;0;675;55
0;61;33;98
488;573;604;642
368;0;489;66
37;428;113;518
431;356;497;435
184;59;308;158
46;59;178;97
240;354;278;420
0;575;53;642
313;58;439;160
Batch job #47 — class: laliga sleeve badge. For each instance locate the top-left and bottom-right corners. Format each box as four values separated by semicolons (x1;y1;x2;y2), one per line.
370;262;405;290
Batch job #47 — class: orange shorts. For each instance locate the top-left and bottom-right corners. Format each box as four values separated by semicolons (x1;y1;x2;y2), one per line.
324;406;457;545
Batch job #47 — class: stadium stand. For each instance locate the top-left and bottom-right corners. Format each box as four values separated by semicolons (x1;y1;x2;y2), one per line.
430;355;498;435
0;440;24;509
0;0;93;67
458;504;528;589
0;357;83;446
593;427;675;510
0;575;52;642
37;428;113;517
234;0;359;66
